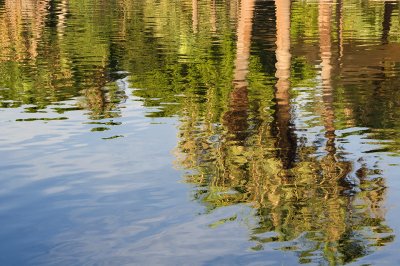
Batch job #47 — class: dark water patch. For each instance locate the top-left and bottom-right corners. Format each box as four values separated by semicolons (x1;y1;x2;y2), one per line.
85;121;122;126
102;135;124;140
16;117;68;122
90;127;110;132
53;106;84;114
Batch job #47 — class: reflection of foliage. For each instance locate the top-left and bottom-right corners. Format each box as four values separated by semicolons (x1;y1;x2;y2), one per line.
78;80;127;119
291;1;319;43
291;56;317;88
0;0;124;117
0;0;398;264
291;0;400;43
169;1;395;263
176;91;393;264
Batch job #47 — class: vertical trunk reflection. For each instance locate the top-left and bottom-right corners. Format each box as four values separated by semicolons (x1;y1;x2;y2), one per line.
273;0;296;171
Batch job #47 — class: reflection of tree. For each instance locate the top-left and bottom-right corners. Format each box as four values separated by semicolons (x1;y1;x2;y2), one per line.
289;0;400;153
0;0;50;61
381;1;396;45
192;0;198;33
0;0;126;117
78;67;127;119
272;0;296;171
0;0;396;263
174;0;394;264
223;0;254;142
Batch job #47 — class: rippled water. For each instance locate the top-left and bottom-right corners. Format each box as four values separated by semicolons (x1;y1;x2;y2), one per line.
1;0;400;265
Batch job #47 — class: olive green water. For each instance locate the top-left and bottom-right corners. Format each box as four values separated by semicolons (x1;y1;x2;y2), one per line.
1;0;400;265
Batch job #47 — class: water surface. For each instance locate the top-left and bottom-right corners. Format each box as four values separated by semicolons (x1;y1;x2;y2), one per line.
1;0;400;265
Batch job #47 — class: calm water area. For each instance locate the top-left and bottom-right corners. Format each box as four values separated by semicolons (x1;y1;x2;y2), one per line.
1;0;400;265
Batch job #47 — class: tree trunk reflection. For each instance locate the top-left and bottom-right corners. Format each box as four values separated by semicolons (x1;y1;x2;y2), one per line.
273;0;296;171
223;0;255;142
